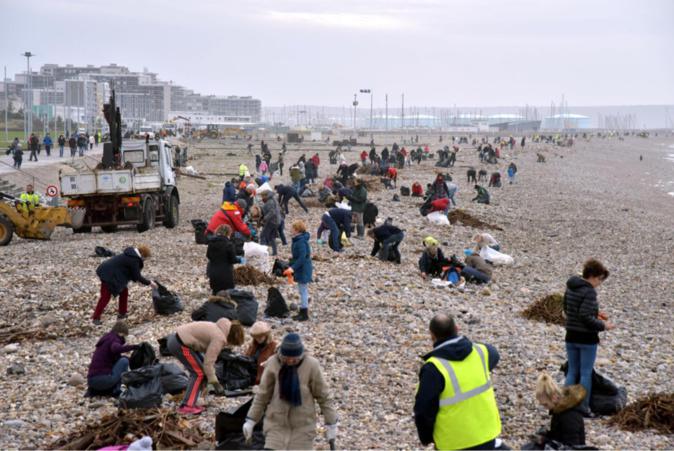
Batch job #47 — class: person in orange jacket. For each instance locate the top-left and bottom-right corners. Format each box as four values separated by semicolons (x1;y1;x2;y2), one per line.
206;200;251;238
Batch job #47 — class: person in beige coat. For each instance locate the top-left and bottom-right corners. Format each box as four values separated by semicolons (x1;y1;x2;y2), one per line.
243;333;338;449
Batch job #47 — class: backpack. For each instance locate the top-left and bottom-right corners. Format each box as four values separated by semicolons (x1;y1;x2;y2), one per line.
363;202;378;227
129;342;157;370
400;186;411;196
264;287;289;318
152;282;184;315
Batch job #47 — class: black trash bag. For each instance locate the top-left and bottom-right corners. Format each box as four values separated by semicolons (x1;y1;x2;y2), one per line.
216;399;265;450
152;282;184;315
231;235;245;256
159;363;189;395
94;246;115;257
363;202;378;227
119;365;163;409
392;194;400;202
191;219;209;245
264;287;289;318
400;186;411;196
272;259;290;277
559;362;627;415
227;289;258;327
157;336;172;357
215;350;256;391
129;342;157;370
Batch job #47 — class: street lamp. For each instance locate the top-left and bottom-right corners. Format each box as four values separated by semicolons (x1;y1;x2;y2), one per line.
360;89;372;129
352;93;358;131
22;51;35;140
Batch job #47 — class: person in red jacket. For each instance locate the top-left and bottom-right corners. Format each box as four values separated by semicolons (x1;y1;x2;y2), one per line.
387;167;398;188
360;150;368;164
206;200;251;238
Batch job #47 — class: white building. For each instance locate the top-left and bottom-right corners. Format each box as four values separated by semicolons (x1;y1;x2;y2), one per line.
541;113;591;130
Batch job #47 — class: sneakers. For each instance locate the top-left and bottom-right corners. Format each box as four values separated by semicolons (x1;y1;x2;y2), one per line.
292;308;309;322
178;405;204;415
92;319;102;326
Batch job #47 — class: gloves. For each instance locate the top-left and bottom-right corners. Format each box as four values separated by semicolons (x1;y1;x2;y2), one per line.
325;423;337;441
242;419;256;442
238;256;246;264
282;268;294;276
208;380;225;395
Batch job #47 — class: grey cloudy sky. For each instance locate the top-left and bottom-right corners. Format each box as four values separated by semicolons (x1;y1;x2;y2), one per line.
2;0;673;107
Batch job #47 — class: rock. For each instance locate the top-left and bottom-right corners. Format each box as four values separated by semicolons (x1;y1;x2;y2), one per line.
480;288;492;296
3;343;19;354
6;363;26;375
40;314;59;327
3;419;27;428
67;374;85;387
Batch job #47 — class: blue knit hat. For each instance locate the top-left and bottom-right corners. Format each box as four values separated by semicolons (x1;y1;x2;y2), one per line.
280;333;304;357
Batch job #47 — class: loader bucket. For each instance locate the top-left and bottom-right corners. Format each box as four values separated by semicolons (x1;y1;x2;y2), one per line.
67;207;86;229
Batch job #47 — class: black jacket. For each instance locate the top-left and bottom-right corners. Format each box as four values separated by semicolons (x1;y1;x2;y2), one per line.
548;407;586;446
206;236;238;294
96;247;150;296
328;208;352;234
414;336;500;447
418;249;450;277
563;276;605;344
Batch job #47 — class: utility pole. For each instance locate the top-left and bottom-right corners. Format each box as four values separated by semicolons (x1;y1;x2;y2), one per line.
401;93;405;129
352;93;358;131
4;66;7;143
23;52;34;140
385;93;388;131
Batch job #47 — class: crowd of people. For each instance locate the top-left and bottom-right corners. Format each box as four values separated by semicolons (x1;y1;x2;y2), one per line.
4;130;101;168
82;134;616;450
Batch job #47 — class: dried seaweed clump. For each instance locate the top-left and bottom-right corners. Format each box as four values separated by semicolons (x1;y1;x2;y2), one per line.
521;293;565;325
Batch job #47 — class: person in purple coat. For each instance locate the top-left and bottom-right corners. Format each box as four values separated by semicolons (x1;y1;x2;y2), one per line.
87;321;138;396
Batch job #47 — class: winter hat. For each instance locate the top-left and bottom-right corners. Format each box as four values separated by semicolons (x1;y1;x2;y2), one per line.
423;236;439;247
464;249;474;256
280;333;304;357
250;321;271;336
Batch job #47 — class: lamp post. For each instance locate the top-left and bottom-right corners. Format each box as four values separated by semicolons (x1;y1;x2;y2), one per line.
360;89;372;129
352;93;358;131
22;51;34;140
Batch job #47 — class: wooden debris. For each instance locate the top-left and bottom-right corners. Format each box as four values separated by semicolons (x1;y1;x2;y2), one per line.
520;293;565;325
50;408;208;450
609;393;674;434
447;209;503;230
234;265;276;285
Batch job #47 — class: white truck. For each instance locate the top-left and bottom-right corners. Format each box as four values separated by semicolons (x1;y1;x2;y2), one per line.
58;140;180;233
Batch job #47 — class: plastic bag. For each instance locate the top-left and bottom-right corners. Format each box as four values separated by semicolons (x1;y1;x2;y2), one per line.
215;350;256;391
264;287;289;318
479;246;514;266
335;201;351;210
272;259;290;277
129;342;157;370
152;282;183;315
243;241;269;258
427;211;450;225
560;362;628;415
256;182;273;194
227;289;259;327
159;363;189;395
119;365;163;409
216;399;265;450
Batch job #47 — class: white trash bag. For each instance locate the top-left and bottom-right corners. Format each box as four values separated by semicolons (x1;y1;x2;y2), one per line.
479;246;514;266
427;211;450;226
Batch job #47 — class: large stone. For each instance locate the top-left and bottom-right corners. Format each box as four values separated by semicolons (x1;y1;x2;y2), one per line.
67;374;85;387
6;363;25;375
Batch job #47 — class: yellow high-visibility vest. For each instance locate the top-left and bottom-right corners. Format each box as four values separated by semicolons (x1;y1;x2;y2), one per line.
426;343;501;450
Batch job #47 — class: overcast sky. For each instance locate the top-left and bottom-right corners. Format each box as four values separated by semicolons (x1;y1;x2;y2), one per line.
1;0;673;107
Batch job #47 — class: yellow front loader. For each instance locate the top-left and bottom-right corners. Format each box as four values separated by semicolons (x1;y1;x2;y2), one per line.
0;198;85;246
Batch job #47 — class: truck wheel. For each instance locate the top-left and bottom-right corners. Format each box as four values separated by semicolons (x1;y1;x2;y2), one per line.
73;226;92;234
0;215;14;246
101;225;118;233
137;198;155;233
163;194;179;228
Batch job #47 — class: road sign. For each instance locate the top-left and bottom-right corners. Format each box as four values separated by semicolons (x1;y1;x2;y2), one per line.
46;185;59;197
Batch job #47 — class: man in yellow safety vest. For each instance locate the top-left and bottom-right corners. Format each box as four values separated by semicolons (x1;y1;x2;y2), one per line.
19;184;41;214
415;314;507;450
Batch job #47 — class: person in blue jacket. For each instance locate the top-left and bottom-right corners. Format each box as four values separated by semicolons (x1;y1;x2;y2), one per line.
43;133;53;157
317;207;351;252
283;220;313;322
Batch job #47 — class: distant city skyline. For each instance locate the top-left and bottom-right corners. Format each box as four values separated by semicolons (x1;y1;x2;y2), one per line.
1;0;672;108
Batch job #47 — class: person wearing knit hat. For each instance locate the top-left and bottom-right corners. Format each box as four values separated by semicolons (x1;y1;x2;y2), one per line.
244;333;338;449
244;321;278;385
418;236;451;279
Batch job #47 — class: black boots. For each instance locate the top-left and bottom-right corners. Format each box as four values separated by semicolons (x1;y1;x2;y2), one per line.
293;308;309;322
